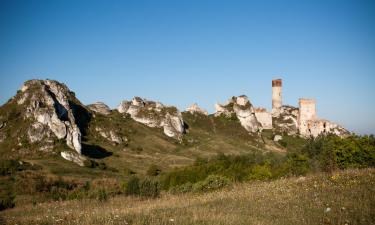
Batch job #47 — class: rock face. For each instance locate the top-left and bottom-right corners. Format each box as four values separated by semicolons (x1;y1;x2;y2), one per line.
87;102;111;115
95;127;125;145
15;79;89;154
186;103;208;115
273;105;299;135
117;97;185;139
215;95;261;132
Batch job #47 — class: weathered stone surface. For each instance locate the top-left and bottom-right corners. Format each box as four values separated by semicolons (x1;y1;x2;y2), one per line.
186;103;208;115
254;108;272;129
215;96;261;133
20;79;85;154
274;135;282;142
117;97;185;139
297;99;349;138
60;151;86;166
95;127;124;145
273;105;299;135
87;102;111;115
28;122;50;143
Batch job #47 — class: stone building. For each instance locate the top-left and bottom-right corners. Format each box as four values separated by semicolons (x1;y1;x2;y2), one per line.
272;79;282;115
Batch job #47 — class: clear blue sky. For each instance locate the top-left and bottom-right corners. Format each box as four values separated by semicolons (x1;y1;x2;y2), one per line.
0;0;374;134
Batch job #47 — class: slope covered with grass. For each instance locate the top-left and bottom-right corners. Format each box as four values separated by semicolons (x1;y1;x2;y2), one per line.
1;168;374;225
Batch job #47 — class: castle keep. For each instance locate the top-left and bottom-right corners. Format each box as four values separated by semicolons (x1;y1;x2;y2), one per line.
272;79;282;114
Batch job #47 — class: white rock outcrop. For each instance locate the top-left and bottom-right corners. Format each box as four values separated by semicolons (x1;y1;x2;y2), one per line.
60;151;86;166
186;103;208;115
87;102;111;115
95;127;124;145
117;97;185;139
215;95;261;133
272;105;299;135
20;80;84;154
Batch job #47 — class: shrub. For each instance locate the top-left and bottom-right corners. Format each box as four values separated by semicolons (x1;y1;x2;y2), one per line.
139;179;160;198
97;189;108;202
286;153;310;176
248;163;272;180
192;175;230;192
0;191;15;211
0;160;21;175
146;164;161;176
50;186;68;201
125;176;140;196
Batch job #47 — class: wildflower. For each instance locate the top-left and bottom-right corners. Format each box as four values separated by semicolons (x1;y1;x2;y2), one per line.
169;218;175;222
325;207;331;213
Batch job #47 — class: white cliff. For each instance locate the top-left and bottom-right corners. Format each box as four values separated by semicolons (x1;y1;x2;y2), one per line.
18;80;84;154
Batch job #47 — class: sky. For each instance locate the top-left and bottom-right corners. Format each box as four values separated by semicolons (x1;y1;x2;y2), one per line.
0;0;374;135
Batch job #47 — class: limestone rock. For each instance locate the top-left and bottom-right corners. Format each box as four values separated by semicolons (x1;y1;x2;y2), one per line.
60;151;86;166
186;103;208;115
273;105;299;135
274;135;282;142
17;79;87;154
117;97;185;139
215;95;261;133
95;127;124;145
28;122;50;143
87;102;111;115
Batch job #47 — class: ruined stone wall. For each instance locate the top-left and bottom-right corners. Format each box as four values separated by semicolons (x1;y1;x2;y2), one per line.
298;98;317;136
254;108;272;129
272;79;282;114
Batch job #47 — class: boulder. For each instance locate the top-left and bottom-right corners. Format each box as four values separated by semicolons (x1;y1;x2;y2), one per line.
87;102;111;115
60;151;86;166
274;135;283;142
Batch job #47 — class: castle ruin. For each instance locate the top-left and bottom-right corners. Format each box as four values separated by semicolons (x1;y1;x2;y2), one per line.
212;78;348;138
272;79;282;115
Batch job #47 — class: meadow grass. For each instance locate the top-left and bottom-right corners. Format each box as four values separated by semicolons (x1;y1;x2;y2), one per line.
1;168;374;225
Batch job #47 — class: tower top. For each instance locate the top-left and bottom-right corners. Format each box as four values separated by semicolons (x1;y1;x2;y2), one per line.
299;98;316;104
272;79;282;87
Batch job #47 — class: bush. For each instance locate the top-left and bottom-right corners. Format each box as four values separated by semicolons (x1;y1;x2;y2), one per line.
139;179;160;198
285;153;310;176
97;188;108;202
146;164;161;176
124;176;140;196
0;191;15;211
192;175;230;192
249;163;272;180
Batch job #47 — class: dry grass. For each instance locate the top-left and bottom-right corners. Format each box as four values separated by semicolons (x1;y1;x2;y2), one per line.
1;168;374;225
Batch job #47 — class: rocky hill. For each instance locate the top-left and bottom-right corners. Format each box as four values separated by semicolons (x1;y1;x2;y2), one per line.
0;79;348;174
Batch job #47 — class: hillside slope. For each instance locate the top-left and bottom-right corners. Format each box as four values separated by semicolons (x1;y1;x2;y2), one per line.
0;80;288;177
1;168;374;225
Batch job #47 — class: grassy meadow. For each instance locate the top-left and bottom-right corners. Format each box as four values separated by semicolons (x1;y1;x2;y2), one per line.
1;168;374;225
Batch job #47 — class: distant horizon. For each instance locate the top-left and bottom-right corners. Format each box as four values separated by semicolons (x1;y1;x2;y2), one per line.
1;0;374;135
